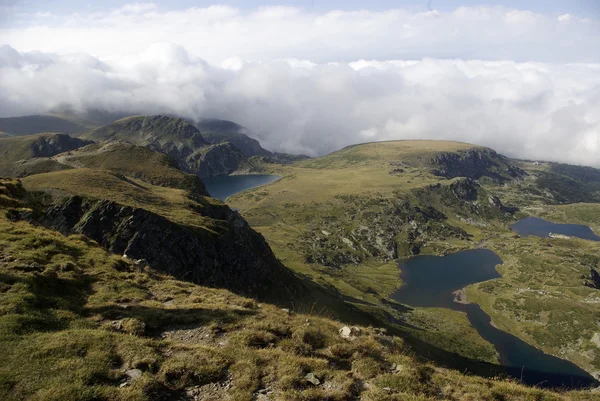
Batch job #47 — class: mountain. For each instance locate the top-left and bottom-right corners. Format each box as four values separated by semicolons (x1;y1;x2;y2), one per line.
196;118;310;163
196;118;272;158
82;115;250;177
0;115;88;136
0;133;92;177
0;133;92;163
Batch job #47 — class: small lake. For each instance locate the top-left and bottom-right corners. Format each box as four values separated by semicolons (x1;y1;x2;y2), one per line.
391;249;597;388
511;216;600;241
203;174;280;201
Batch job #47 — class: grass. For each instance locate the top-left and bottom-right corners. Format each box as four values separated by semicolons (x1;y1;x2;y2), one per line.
1;188;598;400
0;133;81;164
21;168;221;231
52;141;207;195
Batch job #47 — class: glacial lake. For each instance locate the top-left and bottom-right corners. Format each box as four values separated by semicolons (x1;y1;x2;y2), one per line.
511;216;600;241
203;174;280;201
391;249;597;389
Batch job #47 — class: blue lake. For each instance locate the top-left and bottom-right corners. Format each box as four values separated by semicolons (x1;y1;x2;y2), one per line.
511;216;600;241
391;249;597;389
203;174;280;201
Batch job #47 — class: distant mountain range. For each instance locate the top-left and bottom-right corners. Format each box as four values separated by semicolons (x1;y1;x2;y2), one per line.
0;113;309;178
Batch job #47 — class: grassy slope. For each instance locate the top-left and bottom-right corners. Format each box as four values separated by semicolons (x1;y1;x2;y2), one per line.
0;133;67;163
51;142;207;195
21;168;220;231
81;115;207;148
0;178;597;401
227;140;600;376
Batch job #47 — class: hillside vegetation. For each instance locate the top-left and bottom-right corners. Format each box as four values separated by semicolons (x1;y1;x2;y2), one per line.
1;178;599;401
0;133;91;164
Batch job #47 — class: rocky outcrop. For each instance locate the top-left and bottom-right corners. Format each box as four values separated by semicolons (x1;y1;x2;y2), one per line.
187;142;246;178
585;268;600;290
429;148;525;182
450;178;479;201
416;178;517;222
28;134;92;158
301;197;470;267
40;196;303;301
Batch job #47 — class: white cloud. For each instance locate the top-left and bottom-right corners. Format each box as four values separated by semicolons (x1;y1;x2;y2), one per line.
1;43;599;167
0;4;599;166
1;5;599;63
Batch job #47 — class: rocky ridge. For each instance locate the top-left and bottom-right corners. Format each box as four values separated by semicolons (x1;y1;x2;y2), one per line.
38;194;302;302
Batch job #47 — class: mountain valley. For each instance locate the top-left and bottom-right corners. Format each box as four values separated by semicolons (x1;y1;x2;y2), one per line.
1;114;600;400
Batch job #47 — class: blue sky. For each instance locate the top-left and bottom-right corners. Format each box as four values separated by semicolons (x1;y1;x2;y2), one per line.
4;0;600;15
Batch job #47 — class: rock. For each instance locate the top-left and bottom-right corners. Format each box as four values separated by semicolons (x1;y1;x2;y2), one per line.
125;369;143;381
281;308;291;315
39;196;305;302
339;326;361;339
585;268;600;290
429;147;525;182
134;259;148;269
111;320;123;331
450;178;480;201
304;372;321;386
28;134;92;158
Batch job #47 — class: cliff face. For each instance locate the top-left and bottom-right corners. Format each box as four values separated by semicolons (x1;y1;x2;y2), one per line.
415;177;518;222
429;148;525;182
187;142;246;178
29;134;93;157
41;195;302;302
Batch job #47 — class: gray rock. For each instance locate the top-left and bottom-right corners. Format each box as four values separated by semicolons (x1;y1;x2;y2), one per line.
339;326;362;339
39;195;305;302
304;372;321;386
125;369;143;381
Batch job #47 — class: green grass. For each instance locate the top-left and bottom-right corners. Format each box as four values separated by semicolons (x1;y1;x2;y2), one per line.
51;141;207;195
21;168;221;231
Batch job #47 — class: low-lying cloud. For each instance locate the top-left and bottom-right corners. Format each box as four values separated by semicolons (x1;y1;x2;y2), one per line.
0;4;599;166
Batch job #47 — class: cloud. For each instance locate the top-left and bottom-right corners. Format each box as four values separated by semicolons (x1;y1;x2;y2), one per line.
1;43;599;167
1;4;599;63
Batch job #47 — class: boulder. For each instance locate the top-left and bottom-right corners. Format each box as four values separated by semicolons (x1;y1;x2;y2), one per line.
339;326;362;339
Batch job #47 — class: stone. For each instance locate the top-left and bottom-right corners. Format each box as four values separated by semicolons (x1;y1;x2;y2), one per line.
339;326;362;339
304;372;321;386
111;320;123;331
134;258;148;268
125;369;143;381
